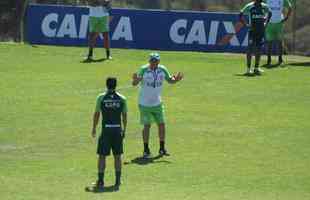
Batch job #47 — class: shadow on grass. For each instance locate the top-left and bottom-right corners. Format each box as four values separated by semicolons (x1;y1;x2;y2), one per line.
85;185;120;193
288;62;310;67
234;73;261;77
260;63;285;69
81;58;107;63
124;155;171;166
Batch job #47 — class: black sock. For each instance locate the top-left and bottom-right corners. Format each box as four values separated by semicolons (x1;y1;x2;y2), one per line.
160;141;165;150
98;172;104;183
88;48;93;57
267;55;271;61
254;63;259;69
279;55;283;61
106;49;110;58
144;143;149;152
115;171;121;185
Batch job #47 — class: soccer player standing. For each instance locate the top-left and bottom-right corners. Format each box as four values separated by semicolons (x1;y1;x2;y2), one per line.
240;0;272;75
132;53;183;158
85;0;112;61
91;77;127;189
265;0;292;65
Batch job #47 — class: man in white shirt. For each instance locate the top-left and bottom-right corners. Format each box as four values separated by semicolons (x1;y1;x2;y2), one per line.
85;0;112;62
132;53;183;158
265;0;292;65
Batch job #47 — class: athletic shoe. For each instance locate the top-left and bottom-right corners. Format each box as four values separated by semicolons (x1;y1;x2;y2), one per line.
143;150;151;159
254;68;264;75
83;56;93;63
245;68;253;76
114;180;121;188
92;180;104;189
159;149;170;156
107;56;113;60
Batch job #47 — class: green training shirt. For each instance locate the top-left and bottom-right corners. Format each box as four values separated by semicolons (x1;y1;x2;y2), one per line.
137;64;172;107
241;2;271;31
95;91;127;127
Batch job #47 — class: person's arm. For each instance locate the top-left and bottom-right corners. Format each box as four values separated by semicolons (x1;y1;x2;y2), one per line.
162;66;183;84
132;67;145;86
239;12;248;27
239;3;250;27
132;73;142;86
121;112;127;139
121;97;128;139
92;94;102;138
283;0;292;22
167;72;184;84
92;112;100;138
265;7;272;26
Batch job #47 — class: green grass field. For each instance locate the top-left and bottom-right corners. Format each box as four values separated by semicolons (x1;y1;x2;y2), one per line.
1;43;310;200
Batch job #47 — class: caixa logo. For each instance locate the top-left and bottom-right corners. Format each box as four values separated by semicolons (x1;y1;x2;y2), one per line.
41;13;133;41
169;19;248;46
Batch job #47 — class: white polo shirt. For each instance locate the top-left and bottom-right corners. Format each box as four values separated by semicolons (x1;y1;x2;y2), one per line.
89;6;109;18
266;0;291;23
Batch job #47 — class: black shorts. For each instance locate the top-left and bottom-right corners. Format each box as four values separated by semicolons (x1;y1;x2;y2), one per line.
248;30;265;48
97;128;123;156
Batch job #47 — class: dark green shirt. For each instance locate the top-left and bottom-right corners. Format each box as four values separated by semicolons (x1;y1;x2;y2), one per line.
95;91;127;127
241;2;271;32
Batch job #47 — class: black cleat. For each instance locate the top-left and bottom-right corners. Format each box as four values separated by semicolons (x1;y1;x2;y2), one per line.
114;180;121;189
254;68;264;75
92;180;104;190
83;56;93;63
143;149;151;159
244;68;253;76
159;149;170;156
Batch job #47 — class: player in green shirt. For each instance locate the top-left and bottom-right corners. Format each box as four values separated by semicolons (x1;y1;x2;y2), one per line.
91;77;127;190
240;0;272;75
85;0;112;62
132;53;183;158
265;0;292;65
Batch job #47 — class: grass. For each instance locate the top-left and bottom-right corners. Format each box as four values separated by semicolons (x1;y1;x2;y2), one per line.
0;43;310;200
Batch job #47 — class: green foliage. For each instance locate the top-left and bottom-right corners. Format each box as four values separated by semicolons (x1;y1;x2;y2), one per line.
1;44;310;200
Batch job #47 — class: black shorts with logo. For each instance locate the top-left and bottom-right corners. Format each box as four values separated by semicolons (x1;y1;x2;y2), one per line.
248;29;265;48
97;127;123;156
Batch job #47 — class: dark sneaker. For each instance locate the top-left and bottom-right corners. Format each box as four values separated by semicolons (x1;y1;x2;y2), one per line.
83;56;93;63
93;180;104;189
254;68;264;75
244;68;253;76
143;150;151;159
159;149;170;156
114;180;121;188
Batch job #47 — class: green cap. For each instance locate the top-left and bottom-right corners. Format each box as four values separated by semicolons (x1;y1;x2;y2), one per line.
149;52;160;62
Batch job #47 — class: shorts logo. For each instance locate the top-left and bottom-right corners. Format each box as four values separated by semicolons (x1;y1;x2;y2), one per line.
249;38;253;45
